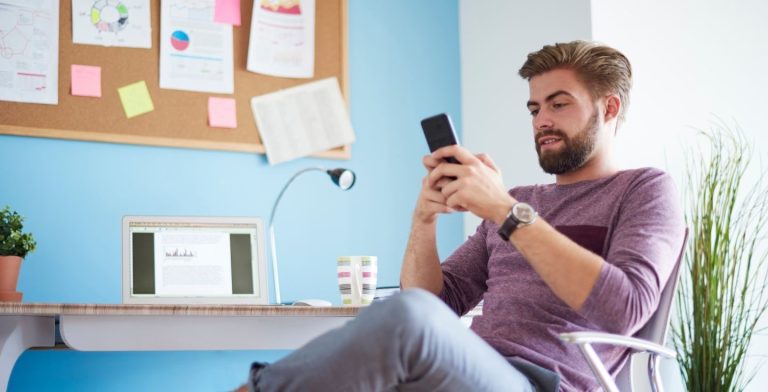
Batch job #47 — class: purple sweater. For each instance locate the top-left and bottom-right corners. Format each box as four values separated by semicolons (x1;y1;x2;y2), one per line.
438;167;685;391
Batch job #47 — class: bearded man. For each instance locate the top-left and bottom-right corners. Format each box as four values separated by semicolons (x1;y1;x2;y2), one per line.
238;41;685;392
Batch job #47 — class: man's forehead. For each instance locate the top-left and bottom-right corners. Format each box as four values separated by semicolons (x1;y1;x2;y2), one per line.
527;90;575;107
528;70;587;104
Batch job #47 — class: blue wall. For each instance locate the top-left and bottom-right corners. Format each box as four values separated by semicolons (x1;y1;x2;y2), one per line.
1;1;462;390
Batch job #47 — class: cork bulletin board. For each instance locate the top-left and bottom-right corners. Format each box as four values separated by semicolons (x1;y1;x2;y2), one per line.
0;0;350;159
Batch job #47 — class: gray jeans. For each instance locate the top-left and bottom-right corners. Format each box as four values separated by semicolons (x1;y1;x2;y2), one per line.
252;288;557;392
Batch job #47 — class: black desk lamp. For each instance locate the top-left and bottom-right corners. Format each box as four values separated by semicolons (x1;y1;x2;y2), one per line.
269;167;356;304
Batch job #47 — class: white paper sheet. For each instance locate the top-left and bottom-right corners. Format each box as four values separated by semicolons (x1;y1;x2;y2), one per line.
247;0;315;78
0;0;59;105
72;0;152;48
159;0;234;94
154;231;233;296
250;77;355;165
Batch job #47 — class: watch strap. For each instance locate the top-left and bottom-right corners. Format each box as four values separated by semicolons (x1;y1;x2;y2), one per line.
497;202;536;240
497;210;521;240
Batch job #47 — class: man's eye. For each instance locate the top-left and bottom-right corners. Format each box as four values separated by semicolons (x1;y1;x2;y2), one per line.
553;103;567;109
529;109;539;116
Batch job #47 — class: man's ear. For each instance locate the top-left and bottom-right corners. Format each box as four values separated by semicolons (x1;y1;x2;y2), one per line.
603;95;621;122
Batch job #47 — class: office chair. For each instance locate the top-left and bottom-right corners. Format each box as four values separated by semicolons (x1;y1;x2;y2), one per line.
560;230;688;392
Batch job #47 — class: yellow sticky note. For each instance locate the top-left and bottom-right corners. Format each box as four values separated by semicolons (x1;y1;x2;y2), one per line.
118;81;154;118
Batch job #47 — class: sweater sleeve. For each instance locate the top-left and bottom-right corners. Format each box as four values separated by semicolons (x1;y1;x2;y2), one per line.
437;220;490;316
579;170;686;334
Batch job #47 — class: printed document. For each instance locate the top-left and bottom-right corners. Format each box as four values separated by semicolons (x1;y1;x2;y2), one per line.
72;0;152;48
0;0;59;104
247;0;315;78
250;77;355;165
159;0;234;94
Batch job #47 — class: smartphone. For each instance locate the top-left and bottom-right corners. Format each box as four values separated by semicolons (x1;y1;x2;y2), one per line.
420;113;460;164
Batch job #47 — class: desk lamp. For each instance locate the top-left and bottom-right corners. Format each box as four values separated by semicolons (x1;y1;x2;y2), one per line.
269;167;356;304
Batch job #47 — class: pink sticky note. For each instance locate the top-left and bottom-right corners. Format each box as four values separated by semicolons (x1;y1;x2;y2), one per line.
71;65;101;97
214;0;241;26
208;97;237;128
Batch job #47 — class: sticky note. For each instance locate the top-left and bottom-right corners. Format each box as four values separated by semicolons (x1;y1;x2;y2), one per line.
208;97;237;128
118;81;154;119
214;0;241;26
71;65;101;97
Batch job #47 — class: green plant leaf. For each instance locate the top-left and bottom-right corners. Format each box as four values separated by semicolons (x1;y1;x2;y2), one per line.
673;120;768;392
0;205;36;258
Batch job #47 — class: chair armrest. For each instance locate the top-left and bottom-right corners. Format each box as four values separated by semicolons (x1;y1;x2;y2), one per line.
559;331;676;359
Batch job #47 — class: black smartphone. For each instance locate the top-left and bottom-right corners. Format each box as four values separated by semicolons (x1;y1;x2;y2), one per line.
421;113;460;164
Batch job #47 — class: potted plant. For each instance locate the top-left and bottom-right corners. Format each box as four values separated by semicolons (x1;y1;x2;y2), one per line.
674;122;768;391
0;205;36;302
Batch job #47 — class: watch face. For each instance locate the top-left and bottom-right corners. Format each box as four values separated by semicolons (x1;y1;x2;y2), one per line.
512;203;536;224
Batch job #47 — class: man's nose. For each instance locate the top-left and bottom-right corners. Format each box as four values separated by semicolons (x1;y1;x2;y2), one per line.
533;111;554;130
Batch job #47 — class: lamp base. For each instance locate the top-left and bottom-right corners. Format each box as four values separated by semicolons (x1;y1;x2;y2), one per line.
291;298;332;307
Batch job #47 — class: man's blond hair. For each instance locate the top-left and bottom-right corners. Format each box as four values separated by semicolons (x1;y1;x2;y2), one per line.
518;41;632;126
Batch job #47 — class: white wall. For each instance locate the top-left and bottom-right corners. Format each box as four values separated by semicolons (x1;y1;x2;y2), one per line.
592;0;768;177
460;0;768;391
459;0;592;235
591;0;768;390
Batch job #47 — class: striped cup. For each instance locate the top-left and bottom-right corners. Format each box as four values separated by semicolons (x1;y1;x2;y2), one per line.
337;256;377;306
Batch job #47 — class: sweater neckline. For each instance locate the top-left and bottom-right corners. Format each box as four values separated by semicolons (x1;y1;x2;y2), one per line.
548;169;631;190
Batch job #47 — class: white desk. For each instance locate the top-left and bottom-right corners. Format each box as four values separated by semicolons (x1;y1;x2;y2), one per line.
0;303;359;391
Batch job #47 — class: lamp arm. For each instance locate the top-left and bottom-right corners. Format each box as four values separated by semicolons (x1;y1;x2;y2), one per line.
269;167;325;224
268;167;325;304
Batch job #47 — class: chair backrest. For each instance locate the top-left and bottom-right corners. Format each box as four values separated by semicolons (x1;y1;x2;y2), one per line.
614;229;688;390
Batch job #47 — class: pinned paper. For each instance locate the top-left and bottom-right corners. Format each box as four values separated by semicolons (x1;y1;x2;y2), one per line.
208;97;237;128
214;0;241;26
160;0;234;94
0;1;59;105
72;0;152;48
247;0;315;78
251;77;355;165
118;81;154;118
71;65;102;97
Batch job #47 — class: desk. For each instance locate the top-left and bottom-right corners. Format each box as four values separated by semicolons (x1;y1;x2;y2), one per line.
0;303;359;391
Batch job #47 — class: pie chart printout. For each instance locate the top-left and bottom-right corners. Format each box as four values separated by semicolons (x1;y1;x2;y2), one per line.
171;30;190;51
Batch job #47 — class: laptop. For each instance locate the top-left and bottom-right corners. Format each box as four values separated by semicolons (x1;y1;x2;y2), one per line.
122;216;269;304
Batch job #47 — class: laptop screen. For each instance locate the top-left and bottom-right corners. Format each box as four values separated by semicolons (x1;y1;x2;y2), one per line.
122;216;268;304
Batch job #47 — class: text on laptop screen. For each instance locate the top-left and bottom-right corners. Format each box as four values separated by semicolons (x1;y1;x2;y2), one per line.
128;221;261;298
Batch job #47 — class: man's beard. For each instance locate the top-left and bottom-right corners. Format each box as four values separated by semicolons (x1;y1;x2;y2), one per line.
536;112;599;175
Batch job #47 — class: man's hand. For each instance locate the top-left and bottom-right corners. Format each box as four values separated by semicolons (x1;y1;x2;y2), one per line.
428;145;515;224
412;154;457;225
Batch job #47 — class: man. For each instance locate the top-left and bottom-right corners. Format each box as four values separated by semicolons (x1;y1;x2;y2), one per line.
237;41;685;392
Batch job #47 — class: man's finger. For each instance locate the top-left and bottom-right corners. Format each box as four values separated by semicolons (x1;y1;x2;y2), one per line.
428;164;464;187
422;154;441;170
424;187;447;203
432;145;479;165
440;177;461;198
435;177;452;189
477;153;500;173
445;193;467;211
428;201;455;214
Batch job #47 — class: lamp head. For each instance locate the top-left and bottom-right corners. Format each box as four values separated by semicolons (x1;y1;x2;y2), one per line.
327;168;356;190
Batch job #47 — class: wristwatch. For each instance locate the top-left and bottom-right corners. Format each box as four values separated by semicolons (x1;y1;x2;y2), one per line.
497;202;537;240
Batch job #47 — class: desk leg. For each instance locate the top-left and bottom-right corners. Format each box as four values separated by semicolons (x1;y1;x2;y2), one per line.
0;316;55;392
